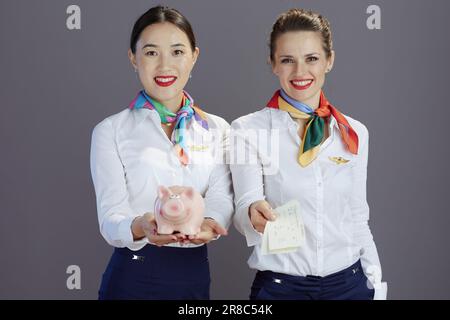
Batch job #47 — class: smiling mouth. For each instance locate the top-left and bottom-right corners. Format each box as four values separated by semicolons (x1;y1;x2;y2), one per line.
290;79;313;90
154;76;177;87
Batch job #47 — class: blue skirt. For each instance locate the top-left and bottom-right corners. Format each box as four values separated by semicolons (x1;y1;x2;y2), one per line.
99;244;210;300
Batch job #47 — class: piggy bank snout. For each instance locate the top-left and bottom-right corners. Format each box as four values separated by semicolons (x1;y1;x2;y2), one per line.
154;186;204;235
162;199;186;219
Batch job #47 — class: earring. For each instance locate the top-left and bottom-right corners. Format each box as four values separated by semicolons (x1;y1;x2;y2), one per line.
134;68;137;73
189;73;192;79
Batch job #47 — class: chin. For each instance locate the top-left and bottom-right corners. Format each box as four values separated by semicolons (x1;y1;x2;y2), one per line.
284;88;307;101
152;88;179;102
289;86;321;103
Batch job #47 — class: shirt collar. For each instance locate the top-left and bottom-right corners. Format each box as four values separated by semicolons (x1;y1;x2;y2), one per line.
130;106;210;135
268;107;339;130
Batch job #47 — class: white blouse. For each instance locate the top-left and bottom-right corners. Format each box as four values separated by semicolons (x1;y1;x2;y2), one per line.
230;107;384;287
90;106;234;251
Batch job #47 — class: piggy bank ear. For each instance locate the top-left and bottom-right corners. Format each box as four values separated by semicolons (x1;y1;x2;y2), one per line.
157;186;171;199
183;187;194;200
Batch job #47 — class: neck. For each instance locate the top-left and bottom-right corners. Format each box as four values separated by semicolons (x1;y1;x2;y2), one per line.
300;91;321;111
145;91;184;113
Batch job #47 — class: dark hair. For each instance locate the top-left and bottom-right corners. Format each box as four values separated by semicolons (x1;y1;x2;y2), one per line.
130;6;196;54
269;8;333;61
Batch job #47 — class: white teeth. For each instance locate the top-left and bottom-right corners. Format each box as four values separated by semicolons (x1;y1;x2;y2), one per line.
155;77;175;83
292;80;312;86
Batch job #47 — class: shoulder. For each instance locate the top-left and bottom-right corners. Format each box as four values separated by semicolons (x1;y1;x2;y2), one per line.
92;108;133;136
202;111;230;131
230;108;270;129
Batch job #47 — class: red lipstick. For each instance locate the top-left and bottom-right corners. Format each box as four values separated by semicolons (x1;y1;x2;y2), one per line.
290;79;313;90
154;76;177;87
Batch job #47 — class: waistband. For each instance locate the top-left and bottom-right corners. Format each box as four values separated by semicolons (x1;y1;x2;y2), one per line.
257;260;363;284
114;243;208;264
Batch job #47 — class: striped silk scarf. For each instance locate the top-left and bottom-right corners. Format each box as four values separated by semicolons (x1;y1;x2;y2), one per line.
267;89;358;167
129;90;209;165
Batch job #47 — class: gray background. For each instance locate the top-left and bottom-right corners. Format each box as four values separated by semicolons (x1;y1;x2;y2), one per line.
0;0;449;299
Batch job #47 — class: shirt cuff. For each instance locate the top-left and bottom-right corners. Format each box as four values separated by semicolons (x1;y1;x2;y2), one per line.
240;205;263;247
204;212;228;231
373;282;388;300
118;215;149;250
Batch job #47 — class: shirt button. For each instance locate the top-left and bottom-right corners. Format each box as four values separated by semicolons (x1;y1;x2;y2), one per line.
318;182;322;187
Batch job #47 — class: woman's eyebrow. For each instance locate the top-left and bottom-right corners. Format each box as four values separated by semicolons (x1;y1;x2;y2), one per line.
278;52;320;58
141;43;186;49
142;43;158;50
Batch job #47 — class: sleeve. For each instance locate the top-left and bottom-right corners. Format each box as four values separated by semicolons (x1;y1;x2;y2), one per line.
350;125;387;298
230;119;266;247
203;121;234;231
90;118;148;250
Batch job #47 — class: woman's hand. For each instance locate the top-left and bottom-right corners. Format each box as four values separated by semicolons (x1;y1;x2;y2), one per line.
249;200;277;233
131;212;186;247
187;218;228;245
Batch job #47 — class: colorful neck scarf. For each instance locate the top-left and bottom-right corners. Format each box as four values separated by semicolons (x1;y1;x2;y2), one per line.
129;90;209;165
267;89;358;167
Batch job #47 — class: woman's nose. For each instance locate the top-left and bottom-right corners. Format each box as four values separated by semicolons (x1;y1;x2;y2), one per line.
158;53;173;70
294;62;307;76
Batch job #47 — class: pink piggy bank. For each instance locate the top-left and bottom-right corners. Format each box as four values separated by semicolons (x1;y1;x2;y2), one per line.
154;185;205;235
